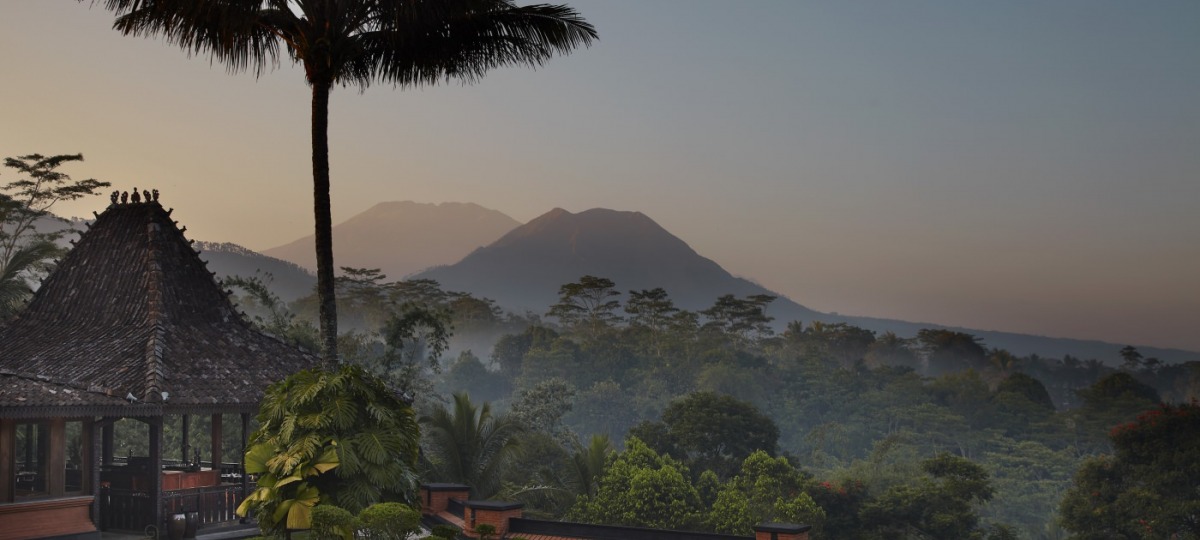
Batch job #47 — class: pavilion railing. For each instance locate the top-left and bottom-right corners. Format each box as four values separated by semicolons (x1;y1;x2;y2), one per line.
162;483;249;528
99;487;153;532
100;482;254;533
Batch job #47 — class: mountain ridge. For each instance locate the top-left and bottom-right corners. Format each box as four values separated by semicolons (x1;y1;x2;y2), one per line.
415;207;1199;365
262;200;520;280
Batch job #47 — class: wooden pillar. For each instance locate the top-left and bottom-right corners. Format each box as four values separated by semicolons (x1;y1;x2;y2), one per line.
90;419;103;529
80;420;93;494
240;413;250;510
101;423;114;465
181;414;190;464
210;414;223;472
148;417;164;532
0;419;14;503
24;423;34;470
48;418;66;497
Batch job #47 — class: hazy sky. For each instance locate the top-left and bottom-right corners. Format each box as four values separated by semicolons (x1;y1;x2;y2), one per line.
2;1;1198;352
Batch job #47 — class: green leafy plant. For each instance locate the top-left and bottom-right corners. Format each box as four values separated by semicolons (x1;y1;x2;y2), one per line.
236;365;420;535
311;505;359;540
430;524;461;539
358;502;421;540
474;523;497;540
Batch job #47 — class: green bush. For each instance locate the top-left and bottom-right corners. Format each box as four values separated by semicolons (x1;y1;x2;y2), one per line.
430;524;460;539
474;523;497;540
311;505;358;540
358;502;421;540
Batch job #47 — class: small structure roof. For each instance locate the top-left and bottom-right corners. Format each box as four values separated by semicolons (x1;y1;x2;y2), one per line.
0;192;318;417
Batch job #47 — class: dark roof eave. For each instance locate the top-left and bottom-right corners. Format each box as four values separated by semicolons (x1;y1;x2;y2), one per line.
0;402;261;420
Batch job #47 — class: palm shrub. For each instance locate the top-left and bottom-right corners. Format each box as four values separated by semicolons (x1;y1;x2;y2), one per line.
237;365;419;535
358;502;421;540
421;393;523;498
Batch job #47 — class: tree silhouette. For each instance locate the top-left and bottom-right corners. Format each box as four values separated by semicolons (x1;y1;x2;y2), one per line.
95;0;596;362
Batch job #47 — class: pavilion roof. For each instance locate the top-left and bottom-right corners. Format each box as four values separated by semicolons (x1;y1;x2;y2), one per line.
0;192;318;417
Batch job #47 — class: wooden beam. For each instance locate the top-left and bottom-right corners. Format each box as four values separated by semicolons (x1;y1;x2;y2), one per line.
210;414;223;473
0;419;14;503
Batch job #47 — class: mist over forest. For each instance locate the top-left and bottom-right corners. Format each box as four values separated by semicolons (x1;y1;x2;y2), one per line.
216;266;1198;539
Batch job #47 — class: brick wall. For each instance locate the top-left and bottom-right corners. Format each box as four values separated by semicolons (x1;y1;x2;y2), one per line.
419;484;470;515
464;501;524;538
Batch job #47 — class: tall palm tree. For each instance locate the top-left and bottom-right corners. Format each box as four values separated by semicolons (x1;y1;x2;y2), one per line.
421;392;523;498
96;0;597;363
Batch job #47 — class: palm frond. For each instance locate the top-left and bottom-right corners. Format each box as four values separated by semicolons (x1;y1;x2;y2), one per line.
0;240;61;318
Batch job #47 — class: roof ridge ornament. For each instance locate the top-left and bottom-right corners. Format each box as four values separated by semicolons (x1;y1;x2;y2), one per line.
109;189;162;206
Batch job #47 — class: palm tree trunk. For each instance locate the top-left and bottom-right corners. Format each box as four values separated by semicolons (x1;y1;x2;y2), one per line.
312;80;338;365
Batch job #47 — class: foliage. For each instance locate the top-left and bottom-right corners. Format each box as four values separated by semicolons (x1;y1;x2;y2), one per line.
225;272;321;350
700;293;776;345
918;329;988;375
547;275;624;337
1059;401;1200;539
638;391;780;479
237;365;419;535
0;153;109;317
237;435;338;533
0;240;60;318
568;437;703;530
357;502;421;540
421;393;523;498
508;378;577;445
311;505;358;540
707;451;826;536
474;523;497;540
860;453;998;540
429;525;460;540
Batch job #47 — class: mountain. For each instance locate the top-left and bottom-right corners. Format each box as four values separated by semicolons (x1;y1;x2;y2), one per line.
416;207;1200;365
263;201;520;280
416;207;826;319
193;241;316;301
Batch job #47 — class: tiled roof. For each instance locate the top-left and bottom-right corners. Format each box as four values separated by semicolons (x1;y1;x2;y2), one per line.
0;196;318;416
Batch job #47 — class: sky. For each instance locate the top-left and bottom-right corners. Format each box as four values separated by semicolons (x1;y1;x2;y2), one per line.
1;1;1198;352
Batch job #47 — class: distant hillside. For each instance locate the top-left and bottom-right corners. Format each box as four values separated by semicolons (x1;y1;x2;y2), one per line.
263;201;520;280
416;207;827;318
417;207;1200;365
192;241;316;301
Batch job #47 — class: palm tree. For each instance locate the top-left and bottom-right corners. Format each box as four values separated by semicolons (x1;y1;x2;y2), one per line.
0;240;61;319
96;0;597;363
421;392;523;498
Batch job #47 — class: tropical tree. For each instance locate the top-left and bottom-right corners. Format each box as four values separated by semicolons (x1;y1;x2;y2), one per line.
96;0;597;363
632;391;780;479
421;392;524;498
1059;401;1200;539
547;275;624;338
707;451;826;536
567;437;703;530
1;153;109;316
